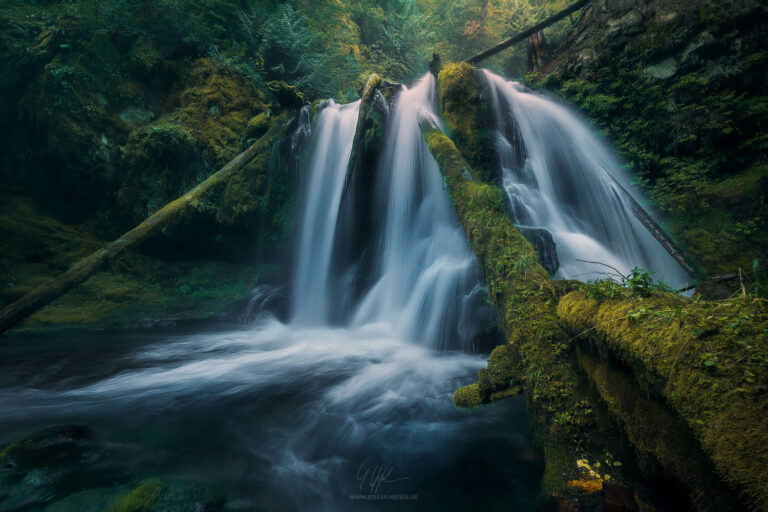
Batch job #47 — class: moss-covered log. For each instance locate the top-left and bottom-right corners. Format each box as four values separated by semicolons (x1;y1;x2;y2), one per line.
419;115;608;494
0;115;290;336
559;291;768;510
576;347;744;511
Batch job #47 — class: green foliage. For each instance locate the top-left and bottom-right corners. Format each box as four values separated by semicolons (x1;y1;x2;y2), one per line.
581;267;675;301
105;480;166;512
238;4;341;99
625;267;673;297
751;259;768;298
422;113;607;494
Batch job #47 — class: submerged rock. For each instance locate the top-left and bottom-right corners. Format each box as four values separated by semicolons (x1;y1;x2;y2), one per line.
0;426;226;512
0;424;91;470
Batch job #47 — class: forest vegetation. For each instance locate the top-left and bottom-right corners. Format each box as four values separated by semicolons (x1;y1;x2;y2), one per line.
0;0;766;511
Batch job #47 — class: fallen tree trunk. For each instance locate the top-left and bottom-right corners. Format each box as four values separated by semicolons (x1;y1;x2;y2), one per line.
609;183;699;279
464;0;592;65
418;113;610;496
0;115;289;337
559;291;768;511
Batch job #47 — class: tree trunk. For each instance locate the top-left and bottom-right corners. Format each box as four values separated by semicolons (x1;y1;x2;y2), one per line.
0;115;289;336
464;0;592;65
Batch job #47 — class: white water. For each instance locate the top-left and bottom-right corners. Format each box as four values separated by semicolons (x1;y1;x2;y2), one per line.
0;81;531;507
352;74;484;350
0;70;701;511
482;70;691;286
292;74;488;350
292;100;360;324
0;319;542;510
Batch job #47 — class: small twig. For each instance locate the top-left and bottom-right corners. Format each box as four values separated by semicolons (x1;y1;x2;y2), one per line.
574;259;627;280
739;267;747;299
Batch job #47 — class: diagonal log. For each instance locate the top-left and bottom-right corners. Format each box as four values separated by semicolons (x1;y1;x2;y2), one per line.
608;182;699;279
464;0;592;65
0;115;290;336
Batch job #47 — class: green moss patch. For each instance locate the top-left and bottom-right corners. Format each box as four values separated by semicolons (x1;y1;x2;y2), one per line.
559;290;768;509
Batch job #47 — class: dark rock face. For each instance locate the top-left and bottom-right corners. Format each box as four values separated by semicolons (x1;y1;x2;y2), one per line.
329;75;395;318
521;227;559;275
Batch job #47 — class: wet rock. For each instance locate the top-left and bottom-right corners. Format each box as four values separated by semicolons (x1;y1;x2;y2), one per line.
644;58;677;80
0;427;226;512
229;284;290;323
102;479;226;512
521;227;559;275
0;425;91;470
605;10;644;39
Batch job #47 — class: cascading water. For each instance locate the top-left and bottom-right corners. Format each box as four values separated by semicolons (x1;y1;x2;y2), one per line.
291;75;491;350
352;74;486;350
0;74;539;511
292;100;360;325
482;70;691;286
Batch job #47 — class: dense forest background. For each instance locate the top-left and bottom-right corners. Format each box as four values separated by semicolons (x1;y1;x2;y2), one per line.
4;0;575;100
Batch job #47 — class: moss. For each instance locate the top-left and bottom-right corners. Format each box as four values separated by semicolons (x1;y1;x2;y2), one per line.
436;62;488;172
104;479;166;512
421;123;603;494
526;4;768;277
453;384;482;408
559;290;768;510
576;347;743;510
0;425;90;470
128;35;164;76
1;117;289;331
477;344;520;400
118;57;272;223
0;191;103;306
245;112;270;140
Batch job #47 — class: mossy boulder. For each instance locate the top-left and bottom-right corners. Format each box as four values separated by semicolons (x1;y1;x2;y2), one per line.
436;62;496;177
453;383;483;408
103;479;225;512
0;425;91;470
0;426;226;511
118;58;271;224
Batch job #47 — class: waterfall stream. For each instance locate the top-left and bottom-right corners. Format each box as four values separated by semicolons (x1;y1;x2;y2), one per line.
0;70;696;511
292;100;360;325
0;74;538;511
350;74;487;350
482;70;691;286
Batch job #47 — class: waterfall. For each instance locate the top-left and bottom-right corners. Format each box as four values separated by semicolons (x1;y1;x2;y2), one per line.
352;74;485;350
481;70;691;286
292;100;360;324
291;75;490;350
